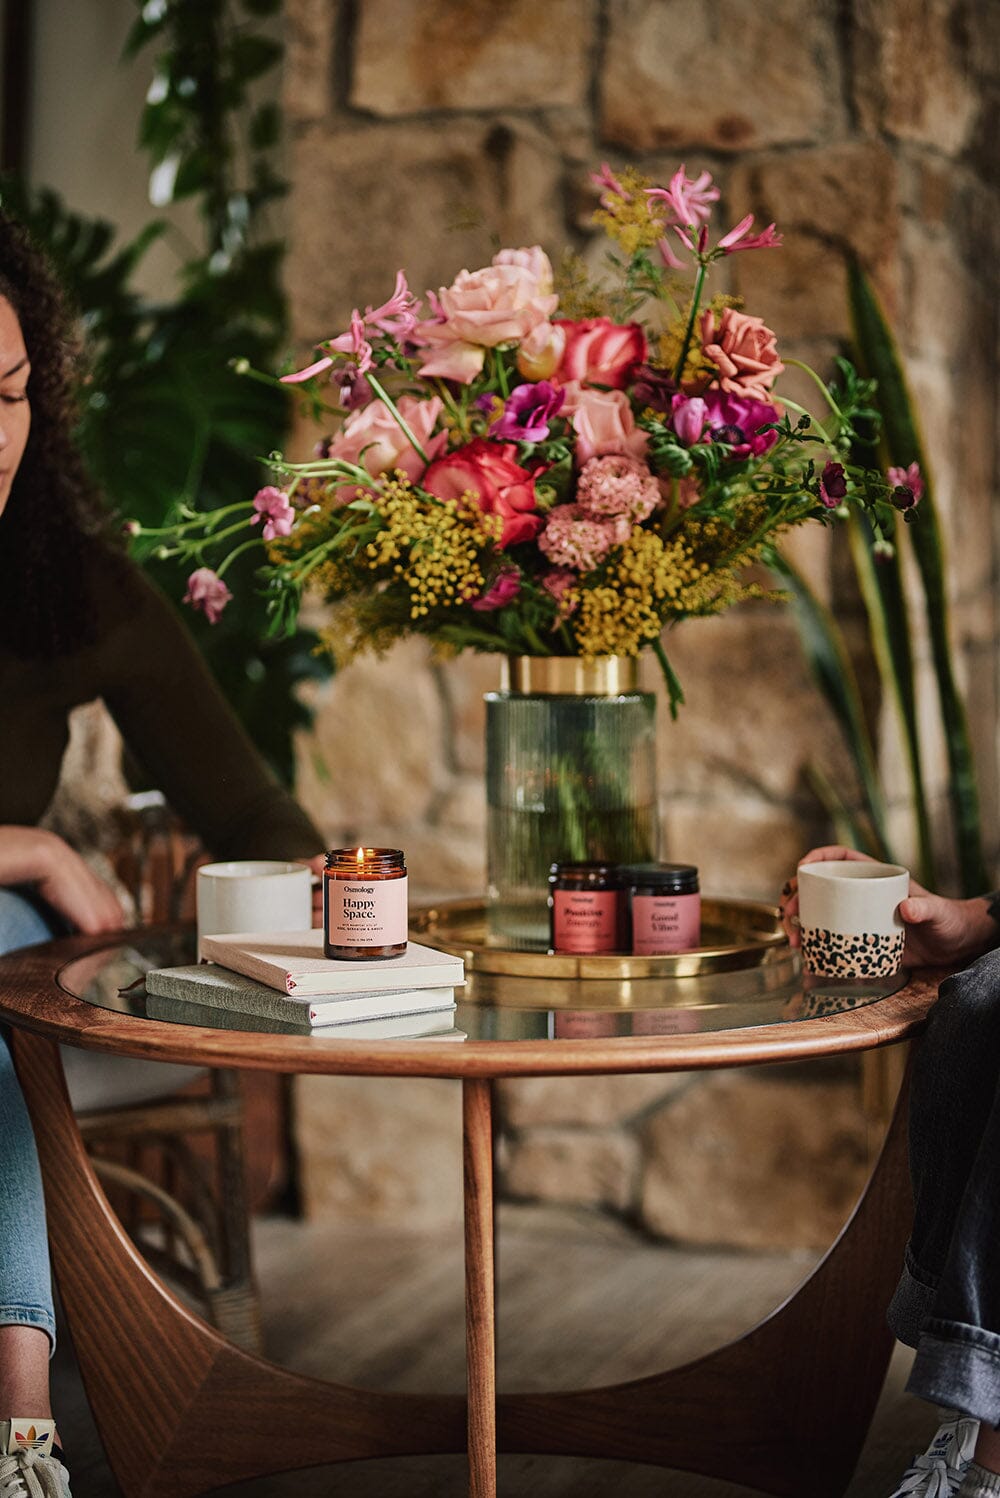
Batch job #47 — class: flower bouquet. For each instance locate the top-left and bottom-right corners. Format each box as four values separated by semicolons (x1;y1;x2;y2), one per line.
130;163;919;941
137;162;917;706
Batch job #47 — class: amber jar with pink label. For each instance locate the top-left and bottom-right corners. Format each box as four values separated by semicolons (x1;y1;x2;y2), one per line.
626;863;700;955
324;847;408;960
548;862;626;954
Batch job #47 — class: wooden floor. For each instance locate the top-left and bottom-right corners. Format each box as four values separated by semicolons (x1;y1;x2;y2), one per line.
53;1202;935;1497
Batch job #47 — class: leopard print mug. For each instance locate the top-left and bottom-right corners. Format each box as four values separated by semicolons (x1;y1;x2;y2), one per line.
797;860;909;979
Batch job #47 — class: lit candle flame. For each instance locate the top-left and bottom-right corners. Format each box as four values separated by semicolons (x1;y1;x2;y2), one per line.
356;846;365;866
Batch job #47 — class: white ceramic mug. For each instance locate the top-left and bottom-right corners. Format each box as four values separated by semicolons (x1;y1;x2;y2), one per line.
797;859;910;979
196;860;312;957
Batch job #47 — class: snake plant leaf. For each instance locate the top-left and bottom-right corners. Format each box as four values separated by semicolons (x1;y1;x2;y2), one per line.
845;510;935;888
768;549;891;861
805;762;883;858
847;261;987;893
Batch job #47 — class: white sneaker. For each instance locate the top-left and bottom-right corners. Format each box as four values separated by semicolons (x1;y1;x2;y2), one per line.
0;1448;72;1498
889;1414;980;1498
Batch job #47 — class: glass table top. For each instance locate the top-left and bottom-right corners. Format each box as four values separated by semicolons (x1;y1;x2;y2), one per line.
57;929;908;1044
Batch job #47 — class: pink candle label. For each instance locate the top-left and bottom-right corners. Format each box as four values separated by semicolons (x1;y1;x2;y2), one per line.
551;890;620;954
631;893;700;955
327;876;408;947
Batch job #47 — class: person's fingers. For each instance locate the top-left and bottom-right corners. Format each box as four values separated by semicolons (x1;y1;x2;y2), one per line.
796;844;873;867
898;895;935;926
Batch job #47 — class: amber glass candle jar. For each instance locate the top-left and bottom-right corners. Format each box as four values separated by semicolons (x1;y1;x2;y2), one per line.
323;847;408;960
625;863;700;955
548;862;626;955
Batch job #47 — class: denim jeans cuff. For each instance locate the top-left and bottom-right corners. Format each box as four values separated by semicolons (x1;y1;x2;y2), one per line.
887;1248;938;1349
908;1323;1000;1426
0;1305;57;1357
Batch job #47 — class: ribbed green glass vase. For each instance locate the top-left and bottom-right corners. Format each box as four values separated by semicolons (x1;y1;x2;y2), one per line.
485;656;659;949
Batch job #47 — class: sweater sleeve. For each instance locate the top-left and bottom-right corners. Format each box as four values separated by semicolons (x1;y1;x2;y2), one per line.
97;559;324;862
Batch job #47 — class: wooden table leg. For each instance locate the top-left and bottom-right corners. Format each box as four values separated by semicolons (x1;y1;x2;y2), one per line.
464;1077;497;1498
497;1049;916;1498
11;1031;465;1498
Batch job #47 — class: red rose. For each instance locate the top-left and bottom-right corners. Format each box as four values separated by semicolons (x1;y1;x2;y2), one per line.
554;317;646;390
423;438;543;549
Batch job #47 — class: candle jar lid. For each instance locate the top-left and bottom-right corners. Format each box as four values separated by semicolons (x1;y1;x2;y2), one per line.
624;862;699;894
549;861;624;888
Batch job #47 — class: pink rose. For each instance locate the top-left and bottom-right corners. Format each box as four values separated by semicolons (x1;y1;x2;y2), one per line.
436;263;558;348
492;245;554;294
554;317;646;390
414;319;486;384
326;395;447;482
516;320;567;382
561;383;648;465
700;307;784;403
422;437;543;549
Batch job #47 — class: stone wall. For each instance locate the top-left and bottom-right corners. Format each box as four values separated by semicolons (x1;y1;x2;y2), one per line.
280;0;999;1247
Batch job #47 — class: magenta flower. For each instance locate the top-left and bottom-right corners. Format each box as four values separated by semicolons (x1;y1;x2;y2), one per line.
591;161;630;208
670;395;709;446
471;567;522;612
701;391;780;457
330;365;373;411
888;462;924;506
251;486;296;542
491;380;565;441
183;567;232;625
647;166;720;230
717;214;783;255
819;461;848;508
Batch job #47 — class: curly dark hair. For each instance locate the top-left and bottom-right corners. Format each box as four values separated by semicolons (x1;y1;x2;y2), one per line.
0;209;112;656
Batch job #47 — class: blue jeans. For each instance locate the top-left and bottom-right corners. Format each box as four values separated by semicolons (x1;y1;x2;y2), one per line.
888;947;1000;1424
0;888;58;1351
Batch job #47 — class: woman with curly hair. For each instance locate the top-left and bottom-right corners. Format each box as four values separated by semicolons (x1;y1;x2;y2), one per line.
0;211;325;1497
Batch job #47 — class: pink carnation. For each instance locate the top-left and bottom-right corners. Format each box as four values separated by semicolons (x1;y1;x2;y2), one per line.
183;567;232;625
576;455;659;522
538;504;629;572
542;568;579;615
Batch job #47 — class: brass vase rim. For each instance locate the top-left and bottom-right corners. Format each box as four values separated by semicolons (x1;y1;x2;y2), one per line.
500;654;641;696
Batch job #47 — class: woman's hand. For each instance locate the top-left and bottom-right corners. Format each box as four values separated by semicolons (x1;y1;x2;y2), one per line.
0;825;126;934
779;843;998;968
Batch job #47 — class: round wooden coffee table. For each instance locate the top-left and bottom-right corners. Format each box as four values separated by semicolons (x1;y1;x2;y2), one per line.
0;920;943;1498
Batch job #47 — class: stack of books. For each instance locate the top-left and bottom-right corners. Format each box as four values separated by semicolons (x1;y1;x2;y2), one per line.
145;930;466;1040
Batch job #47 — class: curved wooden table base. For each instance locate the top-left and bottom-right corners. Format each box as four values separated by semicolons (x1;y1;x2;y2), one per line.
1;932;936;1498
12;1030;466;1498
13;1025;911;1498
496;1067;912;1498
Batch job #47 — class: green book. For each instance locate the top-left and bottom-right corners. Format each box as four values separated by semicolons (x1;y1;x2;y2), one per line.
146;963;457;1027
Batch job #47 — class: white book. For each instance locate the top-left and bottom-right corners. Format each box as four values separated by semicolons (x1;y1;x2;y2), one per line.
198;931;465;996
146;991;465;1040
146;963;457;1025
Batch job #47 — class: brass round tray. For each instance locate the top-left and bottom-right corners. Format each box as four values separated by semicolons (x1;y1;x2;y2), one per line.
410;896;789;980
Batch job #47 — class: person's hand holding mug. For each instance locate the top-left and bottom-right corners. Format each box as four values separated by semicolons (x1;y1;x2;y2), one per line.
779;844;998;968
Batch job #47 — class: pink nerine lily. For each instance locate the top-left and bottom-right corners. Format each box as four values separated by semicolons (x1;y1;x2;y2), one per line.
281;309;373;385
647;166;720;229
591;161;630;208
717;214;783;254
364;270;420;339
280;271;418;386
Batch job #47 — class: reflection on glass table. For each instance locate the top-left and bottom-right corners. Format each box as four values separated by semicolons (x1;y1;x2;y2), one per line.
57;927;908;1043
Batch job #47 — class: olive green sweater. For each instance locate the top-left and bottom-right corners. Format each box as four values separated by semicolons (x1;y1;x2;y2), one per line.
1;547;322;861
